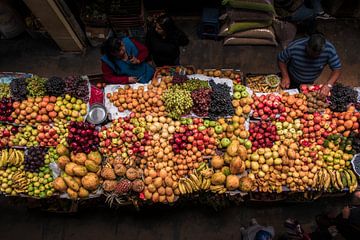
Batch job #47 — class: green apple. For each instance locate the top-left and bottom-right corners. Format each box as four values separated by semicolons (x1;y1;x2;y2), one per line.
234;84;244;92
241;91;249;98
204;119;210;127
220;138;231;148
214;125;223;134
239;138;245;144
209;121;216;127
233;91;242;99
186;118;193;125
244;140;252;149
198;125;206;131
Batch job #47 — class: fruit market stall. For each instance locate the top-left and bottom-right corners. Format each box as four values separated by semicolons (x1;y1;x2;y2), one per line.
0;67;359;210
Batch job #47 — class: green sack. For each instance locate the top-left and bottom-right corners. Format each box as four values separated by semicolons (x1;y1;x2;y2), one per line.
227;20;272;34
222;0;276;14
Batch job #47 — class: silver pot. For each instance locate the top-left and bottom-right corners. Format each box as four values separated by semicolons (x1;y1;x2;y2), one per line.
86;104;107;125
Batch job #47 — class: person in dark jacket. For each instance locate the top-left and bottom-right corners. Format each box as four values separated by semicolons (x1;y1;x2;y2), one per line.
146;14;189;67
101;36;154;84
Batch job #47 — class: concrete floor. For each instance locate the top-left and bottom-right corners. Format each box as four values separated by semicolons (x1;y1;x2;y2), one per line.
0;19;359;240
0;19;359;86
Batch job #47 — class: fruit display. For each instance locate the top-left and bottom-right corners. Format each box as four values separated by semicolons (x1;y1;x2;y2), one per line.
11;95;87;125
304;91;329;113
52;145;102;200
67;122;99;154
0;69;359;206
107;81;168;117
246;74;281;92
0;97;14;122
252;94;285;121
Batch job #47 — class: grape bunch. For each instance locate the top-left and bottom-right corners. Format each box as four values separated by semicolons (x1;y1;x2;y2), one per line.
0;97;14;122
24;147;48;173
45;76;66;97
330;84;358;112
10;78;28;101
162;86;193;119
64;76;90;102
181;78;209;92
191;88;212;117
0;83;10;98
26;76;47;97
208;80;234;119
172;73;188;84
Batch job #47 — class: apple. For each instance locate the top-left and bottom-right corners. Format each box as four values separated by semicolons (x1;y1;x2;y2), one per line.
241;91;249;98
214;125;223;134
234;84;245;92
244;140;252;149
233;91;242;99
203;120;210;127
220;138;231;148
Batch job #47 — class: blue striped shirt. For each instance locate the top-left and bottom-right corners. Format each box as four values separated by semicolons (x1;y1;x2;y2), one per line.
278;37;341;83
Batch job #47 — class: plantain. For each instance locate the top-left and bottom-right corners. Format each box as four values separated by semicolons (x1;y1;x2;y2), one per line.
335;171;344;190
340;171;348;188
312;171;319;189
323;169;331;191
347;169;358;186
185;178;199;191
189;174;201;188
183;179;193;193
178;181;187;195
196;162;207;172
343;170;352;189
329;170;340;190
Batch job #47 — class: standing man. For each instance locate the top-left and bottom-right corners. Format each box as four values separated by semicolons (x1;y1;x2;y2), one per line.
277;33;341;96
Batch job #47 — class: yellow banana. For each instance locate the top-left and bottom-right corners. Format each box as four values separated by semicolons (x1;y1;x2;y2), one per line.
335;171;344;190
183;179;193;193
189;174;200;188
312;171;319;189
329;170;340;190
178;181;187;195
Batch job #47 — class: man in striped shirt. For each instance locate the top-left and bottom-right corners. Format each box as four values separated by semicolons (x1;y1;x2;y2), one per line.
278;33;341;96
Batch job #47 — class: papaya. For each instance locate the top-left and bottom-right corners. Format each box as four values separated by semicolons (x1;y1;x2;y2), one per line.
73;165;88;177
226;140;239;157
85;160;100;173
67;188;78;200
53;177;67;192
63;175;80;191
64;162;77;176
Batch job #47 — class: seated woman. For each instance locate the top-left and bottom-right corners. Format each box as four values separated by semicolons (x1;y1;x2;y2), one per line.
101;36;154;84
146;14;189;67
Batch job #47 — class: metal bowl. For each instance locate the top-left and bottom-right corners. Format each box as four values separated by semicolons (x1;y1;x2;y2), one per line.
86;104;107;125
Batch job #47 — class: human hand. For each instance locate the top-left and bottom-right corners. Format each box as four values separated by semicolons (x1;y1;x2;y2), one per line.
128;77;138;83
342;206;350;219
280;76;290;89
129;56;140;64
319;84;331;97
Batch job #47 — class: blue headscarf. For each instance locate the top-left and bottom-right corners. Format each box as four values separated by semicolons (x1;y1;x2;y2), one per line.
101;37;154;83
255;230;272;240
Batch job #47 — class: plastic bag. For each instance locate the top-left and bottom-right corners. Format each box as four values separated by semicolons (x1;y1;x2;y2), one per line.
89;85;104;106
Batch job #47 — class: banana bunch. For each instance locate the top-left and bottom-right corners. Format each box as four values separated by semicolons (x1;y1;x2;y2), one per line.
11;171;28;194
0;149;25;167
209;184;227;194
178;163;214;195
312;168;358;192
